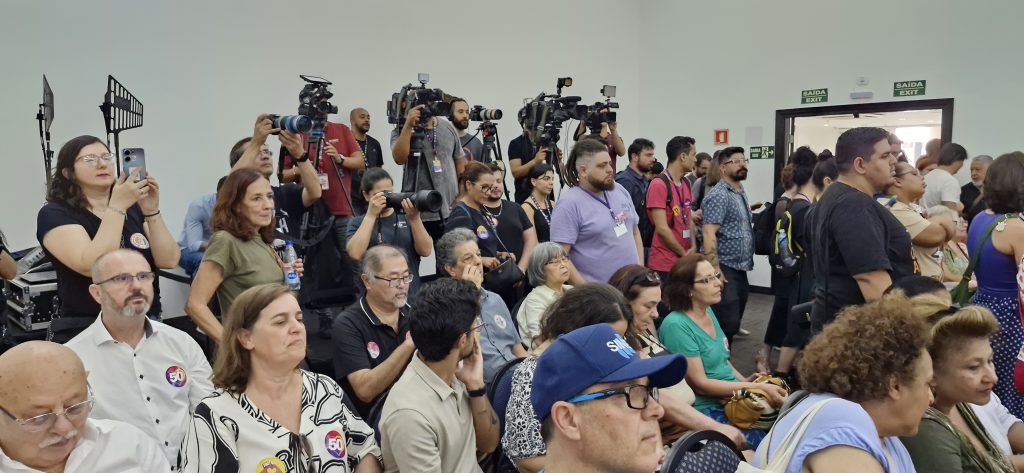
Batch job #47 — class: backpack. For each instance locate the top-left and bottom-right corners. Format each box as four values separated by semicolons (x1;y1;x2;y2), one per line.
769;199;810;277
754;198;786;256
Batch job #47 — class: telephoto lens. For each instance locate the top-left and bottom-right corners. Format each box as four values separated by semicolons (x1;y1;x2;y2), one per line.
470;106;503;121
384;190;443;213
268;114;313;133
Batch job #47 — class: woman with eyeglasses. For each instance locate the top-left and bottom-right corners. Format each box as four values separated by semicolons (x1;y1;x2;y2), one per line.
659;254;787;447
180;284;381;473
36;135;179;342
516;242;572;346
186;169;301;344
887;161;957;280
521;164;556;243
446;161;503;271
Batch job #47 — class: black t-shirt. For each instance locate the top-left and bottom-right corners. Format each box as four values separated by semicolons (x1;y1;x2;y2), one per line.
330;296;410;418
482;200;534;260
36;202;161;318
346;212;422;296
272;184;307;241
445;203;499;258
809;182;914;329
508;134;537;203
352;135;385;215
523;200;552;243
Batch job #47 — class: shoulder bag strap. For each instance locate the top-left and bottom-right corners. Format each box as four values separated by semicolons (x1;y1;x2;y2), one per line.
959;214;1009;285
762;398;839;470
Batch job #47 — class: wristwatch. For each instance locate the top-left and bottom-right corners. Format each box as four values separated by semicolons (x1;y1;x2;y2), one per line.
294;152;309;163
467;387;487;398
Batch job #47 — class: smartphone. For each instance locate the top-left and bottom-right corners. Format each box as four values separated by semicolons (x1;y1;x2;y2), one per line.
121;148;147;182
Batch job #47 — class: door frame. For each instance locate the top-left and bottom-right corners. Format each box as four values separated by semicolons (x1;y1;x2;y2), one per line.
772;98;954;197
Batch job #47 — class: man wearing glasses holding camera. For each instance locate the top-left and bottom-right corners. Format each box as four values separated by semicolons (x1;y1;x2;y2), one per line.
66;249;212;467
0;341;168;471
530;323;687;473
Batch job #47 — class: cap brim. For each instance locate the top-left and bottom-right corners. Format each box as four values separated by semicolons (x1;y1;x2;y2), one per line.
596;353;687;389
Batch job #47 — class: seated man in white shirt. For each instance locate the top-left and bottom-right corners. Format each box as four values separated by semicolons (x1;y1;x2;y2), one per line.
66;249;213;466
0;341;168;472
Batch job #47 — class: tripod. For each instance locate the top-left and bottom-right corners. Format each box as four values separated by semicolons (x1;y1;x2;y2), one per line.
475;121;511;201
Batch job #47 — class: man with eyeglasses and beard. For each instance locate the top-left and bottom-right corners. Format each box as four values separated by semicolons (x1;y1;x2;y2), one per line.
702;146;755;344
331;245;415;418
65;249;213;467
0;341;168;471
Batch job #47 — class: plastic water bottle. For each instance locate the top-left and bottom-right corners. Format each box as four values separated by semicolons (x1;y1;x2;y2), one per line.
282;241;301;291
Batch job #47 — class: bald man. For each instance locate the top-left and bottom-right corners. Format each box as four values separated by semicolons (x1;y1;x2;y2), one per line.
350;107;385;215
65;249;212;466
0;341;168;471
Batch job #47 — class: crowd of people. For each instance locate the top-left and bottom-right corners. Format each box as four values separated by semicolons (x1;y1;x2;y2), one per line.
1;97;1023;473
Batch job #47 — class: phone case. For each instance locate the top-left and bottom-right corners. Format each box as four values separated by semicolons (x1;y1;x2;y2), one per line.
122;148;147;181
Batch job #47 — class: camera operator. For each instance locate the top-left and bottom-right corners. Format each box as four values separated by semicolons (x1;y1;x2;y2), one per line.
231;114;322;240
37;136;179;342
346;168;433;297
350;107;385;215
450;98;485;163
509;111;563;204
573;108;626;169
391;105;466;241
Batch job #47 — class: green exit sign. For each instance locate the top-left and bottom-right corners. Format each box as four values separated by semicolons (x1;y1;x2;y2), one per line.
801;88;828;104
894;80;926;97
749;146;775;160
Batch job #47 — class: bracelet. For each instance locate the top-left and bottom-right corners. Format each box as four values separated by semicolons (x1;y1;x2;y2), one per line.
143;210;161;219
467;387;487;398
108;207;127;217
294;152;309;163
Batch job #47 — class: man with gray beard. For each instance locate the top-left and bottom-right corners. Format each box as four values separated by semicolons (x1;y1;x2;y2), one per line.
331;245;415;418
0;341;168;472
65;249;212;467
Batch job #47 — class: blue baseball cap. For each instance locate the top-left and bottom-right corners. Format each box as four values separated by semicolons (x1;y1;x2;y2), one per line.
531;323;687;422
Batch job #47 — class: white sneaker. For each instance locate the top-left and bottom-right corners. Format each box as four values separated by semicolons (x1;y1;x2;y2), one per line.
738;328;751;336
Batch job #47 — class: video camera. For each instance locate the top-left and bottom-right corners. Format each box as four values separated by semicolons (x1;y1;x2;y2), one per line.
585;85;619;134
522;77;587;148
384;190;443;213
387;73;452;128
266;75;337;136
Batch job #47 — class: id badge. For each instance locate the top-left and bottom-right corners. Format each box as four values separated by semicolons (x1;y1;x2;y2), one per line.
318;173;329;190
432;158;443;173
613;221;628;238
683;229;691;239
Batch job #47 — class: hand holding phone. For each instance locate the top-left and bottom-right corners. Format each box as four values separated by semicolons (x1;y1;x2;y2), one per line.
121;148;147;182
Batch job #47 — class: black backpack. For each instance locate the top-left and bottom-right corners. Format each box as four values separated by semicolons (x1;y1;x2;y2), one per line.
769;199;810;277
753;197;786;256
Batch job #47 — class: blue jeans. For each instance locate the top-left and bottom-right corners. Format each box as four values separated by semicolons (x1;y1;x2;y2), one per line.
179;248;204;278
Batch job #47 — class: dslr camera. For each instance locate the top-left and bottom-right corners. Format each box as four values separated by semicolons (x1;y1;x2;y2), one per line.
387;73;452;128
469;105;503;122
384;190;443;213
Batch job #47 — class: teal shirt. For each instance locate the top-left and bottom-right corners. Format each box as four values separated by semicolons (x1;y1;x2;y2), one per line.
658;308;736;411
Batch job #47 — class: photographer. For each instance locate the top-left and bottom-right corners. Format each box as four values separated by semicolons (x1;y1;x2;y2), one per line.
346;168;433;297
573;108;625;168
350;107;386;215
509;111;563;203
391;105;466;241
451;98;485;162
37;135;179;342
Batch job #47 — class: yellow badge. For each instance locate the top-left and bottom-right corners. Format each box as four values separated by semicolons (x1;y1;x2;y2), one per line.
256;457;286;473
672;205;681;217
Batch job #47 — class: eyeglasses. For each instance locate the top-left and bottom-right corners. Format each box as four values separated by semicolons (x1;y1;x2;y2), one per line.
374;274;413;288
259;147;273;157
723;158;750;166
694;272;723;285
75;153;115;167
94;271;155;286
464;320;488;336
477;183;494;192
0;397;93;433
567;384;660;410
630;271;660;287
545;255;569;266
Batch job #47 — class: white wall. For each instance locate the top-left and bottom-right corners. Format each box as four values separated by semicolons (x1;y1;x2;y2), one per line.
637;0;1024;286
0;0;642;250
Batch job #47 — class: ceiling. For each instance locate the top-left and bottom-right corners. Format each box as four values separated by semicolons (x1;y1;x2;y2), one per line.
796;109;942;129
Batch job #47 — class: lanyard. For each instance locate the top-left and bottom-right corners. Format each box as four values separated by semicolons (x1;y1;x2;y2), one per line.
663;170;689;225
584;190;618;223
529;195;551;226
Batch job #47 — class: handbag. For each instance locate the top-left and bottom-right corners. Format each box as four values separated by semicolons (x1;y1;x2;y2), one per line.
735;398;838;472
483;256;525;292
950;214;1009;306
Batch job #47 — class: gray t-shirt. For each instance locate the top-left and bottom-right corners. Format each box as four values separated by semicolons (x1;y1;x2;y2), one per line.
460;134;487;163
479;289;522;384
390;118;464;222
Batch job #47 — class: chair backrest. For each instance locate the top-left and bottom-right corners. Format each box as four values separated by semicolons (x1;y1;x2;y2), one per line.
367;389;390;445
664;430;744;473
483;357;527;473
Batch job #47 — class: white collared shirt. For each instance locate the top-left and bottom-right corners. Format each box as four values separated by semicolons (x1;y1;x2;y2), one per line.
0;418;169;472
65;315;213;466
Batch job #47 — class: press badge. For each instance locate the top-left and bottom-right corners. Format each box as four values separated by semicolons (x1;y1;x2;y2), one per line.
318;173;329;190
432;158;443;173
683;229;691;239
614;221;628;237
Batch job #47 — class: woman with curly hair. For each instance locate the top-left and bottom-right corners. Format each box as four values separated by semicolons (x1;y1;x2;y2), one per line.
753;291;931;472
901;306;1015;473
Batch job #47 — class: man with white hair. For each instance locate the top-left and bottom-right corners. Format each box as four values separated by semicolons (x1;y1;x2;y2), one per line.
65;249;212;466
0;341;168;471
961;154;993;224
550;138;643;284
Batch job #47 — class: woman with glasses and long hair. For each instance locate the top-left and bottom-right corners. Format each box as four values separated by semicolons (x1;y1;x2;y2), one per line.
521;164;556;243
659;254;787;447
180;284;381;473
36;135;178;342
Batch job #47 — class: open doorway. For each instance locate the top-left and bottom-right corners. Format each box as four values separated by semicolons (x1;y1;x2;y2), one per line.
773;99;954;196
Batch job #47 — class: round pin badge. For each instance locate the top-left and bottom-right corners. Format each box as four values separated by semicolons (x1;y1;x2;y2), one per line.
476;225;489;240
366;341;381;360
256;456;287;473
165;366;187;387
493;314;507;330
130;232;151;250
325;430;347;459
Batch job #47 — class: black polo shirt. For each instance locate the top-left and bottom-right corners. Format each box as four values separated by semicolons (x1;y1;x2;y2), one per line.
331;296;410;417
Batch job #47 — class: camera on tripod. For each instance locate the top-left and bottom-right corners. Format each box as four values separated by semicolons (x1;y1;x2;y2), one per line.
298;75;338;125
585;85;619;134
469;105;503;122
522;77;587;148
386;73;452;128
384;190;443;213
